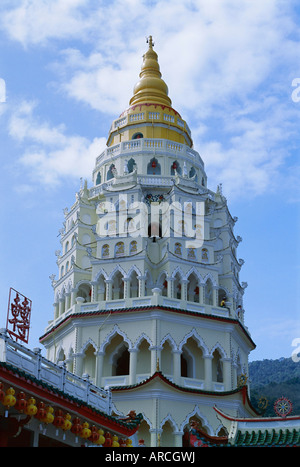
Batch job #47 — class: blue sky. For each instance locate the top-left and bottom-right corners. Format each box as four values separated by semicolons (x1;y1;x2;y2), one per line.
0;0;299;361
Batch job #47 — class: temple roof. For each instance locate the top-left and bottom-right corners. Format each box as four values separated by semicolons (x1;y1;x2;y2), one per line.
129;35;171;107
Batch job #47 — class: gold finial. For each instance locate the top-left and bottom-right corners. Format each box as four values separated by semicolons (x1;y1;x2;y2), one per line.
147;35;154;49
156;357;160;371
129;37;171;107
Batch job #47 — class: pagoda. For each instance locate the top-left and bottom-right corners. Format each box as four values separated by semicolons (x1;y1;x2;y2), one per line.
40;37;257;447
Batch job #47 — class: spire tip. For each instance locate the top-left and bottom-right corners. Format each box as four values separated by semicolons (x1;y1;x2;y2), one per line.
146;35;154;49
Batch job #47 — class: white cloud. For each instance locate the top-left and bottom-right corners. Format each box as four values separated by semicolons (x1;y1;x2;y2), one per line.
2;1;300;199
0;0;93;46
8;100;106;186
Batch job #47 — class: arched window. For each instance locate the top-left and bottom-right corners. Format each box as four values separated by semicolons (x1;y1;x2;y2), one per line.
174;273;182;299
132;132;143;139
187;247;196;260
136;339;151;375
127;157;136;173
129;240;137;254
96;172;101;185
102;244;109;258
112;271;124;299
103;335;130;378
212;349;223;382
157;273;168;297
174;242;182;256
82;344;96;381
161;341;173;376
57;348;66;364
218;288;227;307
125;217;135;233
181;337;204;379
107;219;116;234
115;242;124;257
128;270;138;298
96;274;106;301
114;344;130;376
170;160;181;175
76;283;92;302
189;167;196;178
187;273;199;302
201;248;209;262
161;420;174;447
107;164;116;181
147;157;161;175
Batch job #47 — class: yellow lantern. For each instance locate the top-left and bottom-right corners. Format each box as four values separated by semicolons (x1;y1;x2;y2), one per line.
81;422;91;439
3;387;16;408
62;413;72;432
42;406;54;424
112;438;120;447
25;397;38;416
94;429;105;445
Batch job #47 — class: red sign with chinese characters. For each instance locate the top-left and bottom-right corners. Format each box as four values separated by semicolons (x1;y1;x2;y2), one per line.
6;288;32;344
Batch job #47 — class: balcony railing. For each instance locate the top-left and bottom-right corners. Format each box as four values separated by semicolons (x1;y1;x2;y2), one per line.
0;329;111;414
94;138;204;170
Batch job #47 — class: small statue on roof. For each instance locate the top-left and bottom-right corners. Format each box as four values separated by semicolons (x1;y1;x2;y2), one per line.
118;410;137;422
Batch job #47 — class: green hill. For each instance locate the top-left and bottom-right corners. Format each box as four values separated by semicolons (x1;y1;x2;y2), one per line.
248;357;300;417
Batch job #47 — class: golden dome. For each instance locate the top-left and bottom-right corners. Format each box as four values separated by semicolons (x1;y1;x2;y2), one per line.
129;36;172;107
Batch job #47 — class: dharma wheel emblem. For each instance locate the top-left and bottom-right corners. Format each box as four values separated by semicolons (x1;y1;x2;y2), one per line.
274;396;293;418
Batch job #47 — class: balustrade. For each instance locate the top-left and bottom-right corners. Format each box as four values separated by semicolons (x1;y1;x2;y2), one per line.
0;329;111;413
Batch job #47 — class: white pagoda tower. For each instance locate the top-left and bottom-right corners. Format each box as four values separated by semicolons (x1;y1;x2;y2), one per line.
40;37;257;447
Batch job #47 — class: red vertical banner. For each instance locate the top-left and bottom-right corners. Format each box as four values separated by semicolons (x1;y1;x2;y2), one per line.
6;288;32;344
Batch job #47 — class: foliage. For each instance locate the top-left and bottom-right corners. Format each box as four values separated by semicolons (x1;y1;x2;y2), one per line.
249;357;300;417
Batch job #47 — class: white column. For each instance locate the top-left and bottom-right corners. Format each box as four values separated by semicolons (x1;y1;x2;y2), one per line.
232;362;238;388
105;279;113;301
199;284;204;304
95;351;104;387
173;431;184;447
71;288;77;306
150;346;161;374
74;352;83;377
222;358;232;390
138;275;146;297
54;302;59;319
212;286;218;307
123;277;130;299
181;279;189;301
129;348;138;385
173;350;182;384
58;298;65;316
166;277;175;298
204;355;213;390
91;282;97;302
65;293;71;311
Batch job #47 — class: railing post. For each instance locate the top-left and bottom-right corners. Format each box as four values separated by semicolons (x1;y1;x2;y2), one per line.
58;361;67;392
33;347;42;380
82;373;91;405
